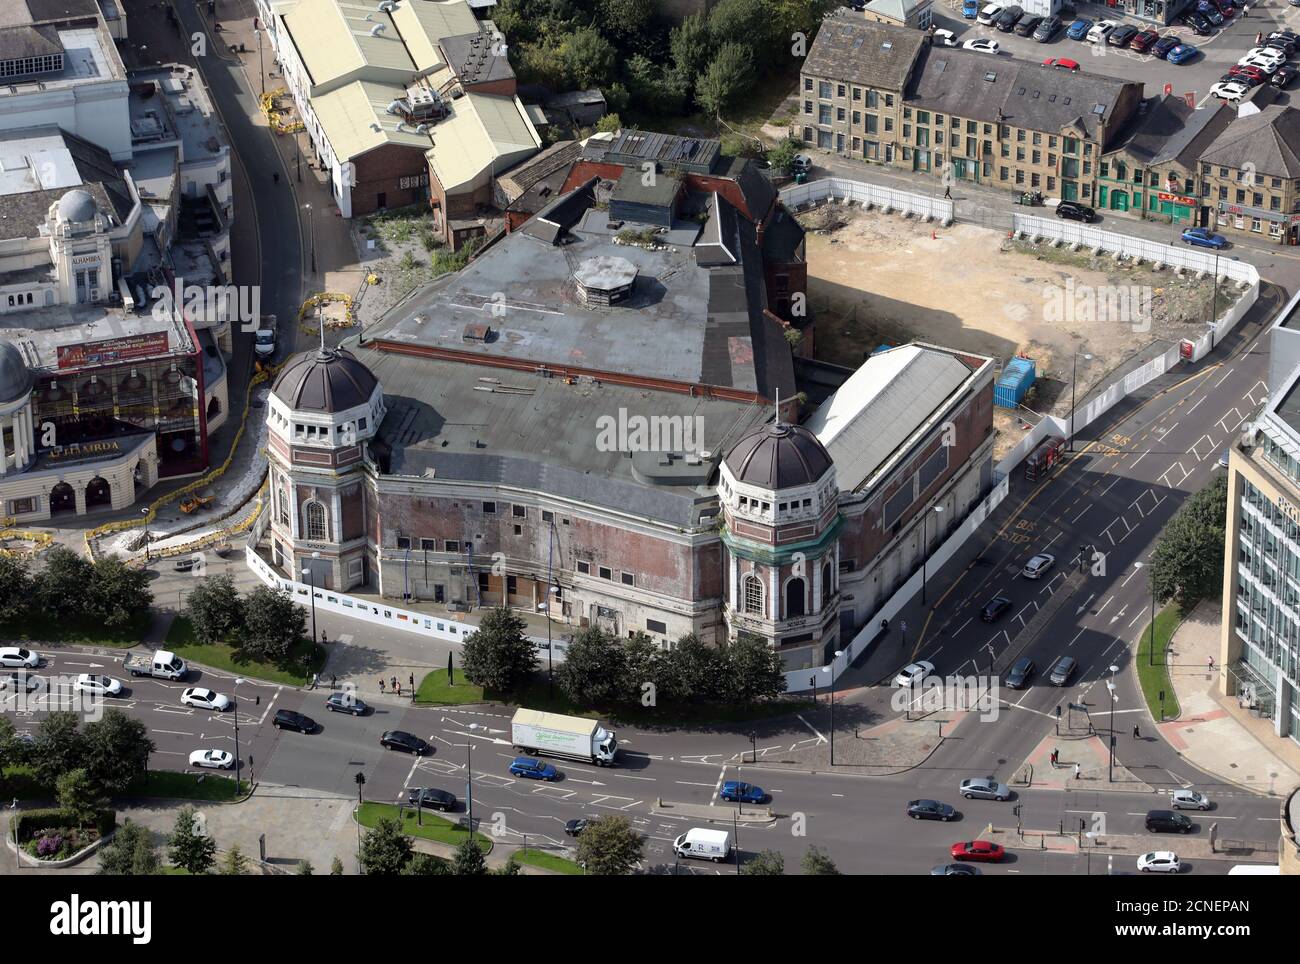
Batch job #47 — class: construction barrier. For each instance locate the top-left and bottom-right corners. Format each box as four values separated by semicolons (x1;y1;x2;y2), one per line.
297;292;356;337
259;88;304;134
0;528;55;559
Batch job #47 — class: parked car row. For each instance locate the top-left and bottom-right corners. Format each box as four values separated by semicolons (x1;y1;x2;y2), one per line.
1212;30;1300;104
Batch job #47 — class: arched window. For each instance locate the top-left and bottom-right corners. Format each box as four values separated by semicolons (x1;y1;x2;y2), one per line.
743;575;764;616
822;562;833;607
785;577;806;619
304;500;328;541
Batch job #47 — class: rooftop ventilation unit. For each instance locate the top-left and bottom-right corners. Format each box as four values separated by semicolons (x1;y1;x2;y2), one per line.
370;23;386;36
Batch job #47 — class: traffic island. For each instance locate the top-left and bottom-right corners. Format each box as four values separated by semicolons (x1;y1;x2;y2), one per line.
651;799;775;825
1015;733;1154;793
990;824;1277;865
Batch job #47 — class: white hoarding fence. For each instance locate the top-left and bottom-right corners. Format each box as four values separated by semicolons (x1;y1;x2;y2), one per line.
781;177;954;224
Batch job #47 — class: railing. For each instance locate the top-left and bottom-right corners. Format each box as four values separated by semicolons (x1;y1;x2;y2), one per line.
780;178;955;224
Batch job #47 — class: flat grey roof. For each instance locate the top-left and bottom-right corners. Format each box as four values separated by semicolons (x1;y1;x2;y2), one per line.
0;25;121;96
129;65;226;161
347;337;768;527
0;303;194;374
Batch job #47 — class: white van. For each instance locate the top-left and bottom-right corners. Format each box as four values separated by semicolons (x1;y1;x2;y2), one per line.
1086;19;1116;44
673;827;732;862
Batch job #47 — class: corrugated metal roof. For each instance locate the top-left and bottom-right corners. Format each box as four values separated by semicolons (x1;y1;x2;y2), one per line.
426;92;540;192
311;80;433;160
805;345;972;493
389;0;479;73
283;0;414;91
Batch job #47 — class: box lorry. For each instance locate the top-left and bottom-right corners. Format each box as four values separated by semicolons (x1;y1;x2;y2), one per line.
510;708;618;766
123;650;188;681
673;828;732;862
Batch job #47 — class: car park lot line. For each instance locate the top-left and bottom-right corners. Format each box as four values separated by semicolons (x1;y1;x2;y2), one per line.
1186;396;1206;415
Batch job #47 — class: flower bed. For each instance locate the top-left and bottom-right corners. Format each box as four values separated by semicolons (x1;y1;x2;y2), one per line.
12;808;115;862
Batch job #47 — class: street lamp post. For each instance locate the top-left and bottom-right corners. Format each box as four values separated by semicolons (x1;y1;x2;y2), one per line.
232;677;246;789
1209;250;1220;350
354;771;366;874
256;26;265;97
1106;663;1119;783
141;507;150;562
304;203;316;275
1068;352;1094;453
749;731;757;764
922;504;944;605
301;551;321;644
822;649;843;765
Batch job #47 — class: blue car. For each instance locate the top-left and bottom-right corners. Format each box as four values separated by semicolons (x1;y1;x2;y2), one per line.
509;756;559;781
963;0;980;16
1066;17;1093;40
1167;43;1198;64
1182;227;1229;249
719;781;766;803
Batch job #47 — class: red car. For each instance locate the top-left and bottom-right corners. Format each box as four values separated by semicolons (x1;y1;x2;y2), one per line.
1130;30;1159;52
1229;64;1267;84
1041;57;1080;71
951;840;1006;862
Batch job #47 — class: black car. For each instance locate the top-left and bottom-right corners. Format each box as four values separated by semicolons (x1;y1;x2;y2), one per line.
1178;12;1212;34
980;595;1012;622
994;5;1023;31
1145;810;1194;833
1107;24;1139;46
381;730;430;755
564;818;588;836
407;787;457;811
907;799;957;821
1266;33;1298;55
1055;200;1095;223
1004;656;1036;689
931;863;981;875
324;691;370;715
1153;35;1182;58
1014;15;1042;36
1272;66;1295;88
1048;655;1078;686
1033;15;1061;41
273;709;317;733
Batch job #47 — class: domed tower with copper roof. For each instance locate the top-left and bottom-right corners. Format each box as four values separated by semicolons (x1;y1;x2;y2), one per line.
265;340;385;591
717;420;842;670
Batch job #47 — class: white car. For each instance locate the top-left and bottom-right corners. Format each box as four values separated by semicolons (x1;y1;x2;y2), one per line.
1210;81;1249;102
1021;553;1056;579
962;38;1000;54
933;28;959;47
1172;789;1212;811
1086;19;1117;44
893;660;936;688
0;647;39;669
189;749;234;770
1137;851;1181;873
1240;49;1284;72
180;687;232;712
976;3;1003;25
74;674;123;697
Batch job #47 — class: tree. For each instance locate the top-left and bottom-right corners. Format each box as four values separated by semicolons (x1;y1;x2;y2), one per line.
623;632;664;708
186;573;243;643
56;769;107;828
238;585;307;666
574;815;643;875
297;860;314;875
670;12;714;84
625;55;690;117
452;839;489;875
32;711;86;789
665;633;726;701
87;556;153;629
82;709;154;794
726;636;787;704
557;626;628;706
0;556;31;625
97;821;158;876
740;849;785;874
1149;473;1228;606
767;136;802;175
403;853;452;875
0;715;24;797
494;854;522;876
32;548;92;622
599;0;655;44
801;845;840;875
218;844;249;876
709;0;767;49
359;818;413;875
330;856;345;876
596;112;622;134
560;27;617;90
696;42;755;118
168;806;216;876
461;606;537;693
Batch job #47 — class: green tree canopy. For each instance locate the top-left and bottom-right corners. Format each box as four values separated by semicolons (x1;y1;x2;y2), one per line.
801;845;841;875
1149;473;1228;606
461;606;537;692
452;839;489;875
740;849;785;874
557;626;629;706
696;42;756;118
83;709;154;794
97;821;158;876
574;815;643;874
186;572;244;643
56;768;108;828
359;817;414;875
33;548;92;622
33;711;86;789
238;585;307;666
168;806;216;875
87;556;153;629
560;27;617;90
0;556;31;625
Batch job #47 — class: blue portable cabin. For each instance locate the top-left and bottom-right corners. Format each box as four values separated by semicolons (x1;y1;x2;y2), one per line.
993;357;1036;409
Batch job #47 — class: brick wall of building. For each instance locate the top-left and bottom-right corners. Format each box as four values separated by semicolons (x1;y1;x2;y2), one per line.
351;142;431;217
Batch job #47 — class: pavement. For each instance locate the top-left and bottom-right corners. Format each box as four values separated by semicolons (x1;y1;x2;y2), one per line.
1162;600;1300;794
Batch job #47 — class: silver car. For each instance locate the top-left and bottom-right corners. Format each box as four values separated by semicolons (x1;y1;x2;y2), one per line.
959;777;1011;801
1172;789;1212;811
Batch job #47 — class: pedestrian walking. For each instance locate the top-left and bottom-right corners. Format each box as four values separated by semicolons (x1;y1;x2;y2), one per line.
1074;762;1081;779
272;171;279;185
944;185;952;199
311;673;318;690
321;630;327;644
409;673;414;690
378;677;385;694
1208;656;1216;672
395;681;402;697
1050;748;1058;767
330;674;336;690
1243;4;1249;16
391;675;397;692
1133;724;1141;739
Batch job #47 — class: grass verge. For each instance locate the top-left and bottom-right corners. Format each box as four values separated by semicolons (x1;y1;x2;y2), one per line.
415;668;484;704
0;612;151;648
1135;602;1184;721
3;767;246;802
355;802;494;852
164;616;323;686
514;847;583;874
